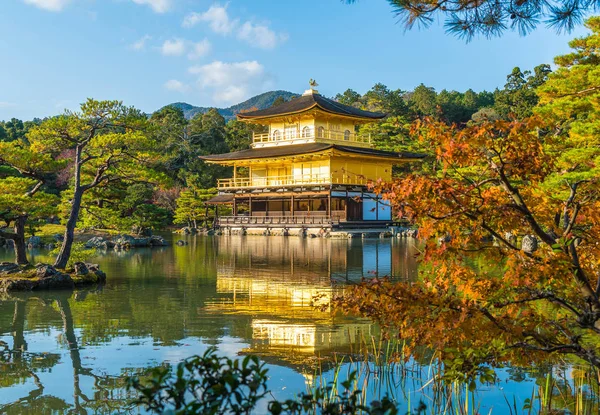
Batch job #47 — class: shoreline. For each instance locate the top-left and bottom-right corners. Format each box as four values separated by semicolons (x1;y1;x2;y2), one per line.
0;262;106;293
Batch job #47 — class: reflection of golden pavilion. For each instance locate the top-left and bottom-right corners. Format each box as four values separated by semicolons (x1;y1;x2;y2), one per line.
205;236;417;369
251;320;371;355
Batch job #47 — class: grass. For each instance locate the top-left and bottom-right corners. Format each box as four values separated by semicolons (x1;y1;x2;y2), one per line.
32;224;121;245
303;334;600;415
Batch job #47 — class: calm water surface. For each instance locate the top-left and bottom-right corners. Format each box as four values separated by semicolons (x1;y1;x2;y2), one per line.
0;235;547;413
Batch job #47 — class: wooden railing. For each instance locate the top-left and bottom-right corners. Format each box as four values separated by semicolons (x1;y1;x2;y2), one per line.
252;128;371;146
217;174;371;189
217;214;346;226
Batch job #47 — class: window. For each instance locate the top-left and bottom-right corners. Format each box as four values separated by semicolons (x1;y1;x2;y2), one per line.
317;126;325;138
344;130;351;141
272;130;281;141
302;126;311;138
284;125;297;140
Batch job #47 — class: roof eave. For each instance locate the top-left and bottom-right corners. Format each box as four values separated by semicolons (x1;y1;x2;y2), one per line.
236;103;385;122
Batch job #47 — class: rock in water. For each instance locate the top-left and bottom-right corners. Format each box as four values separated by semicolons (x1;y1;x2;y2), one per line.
85;236;107;249
150;236;168;246
113;234;136;249
522;235;538;254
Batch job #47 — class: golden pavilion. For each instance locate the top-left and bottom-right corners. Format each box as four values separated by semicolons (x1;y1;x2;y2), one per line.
201;82;425;229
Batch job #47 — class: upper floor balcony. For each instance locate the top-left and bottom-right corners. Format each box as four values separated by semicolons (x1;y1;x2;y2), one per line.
252;127;371;148
217;173;372;190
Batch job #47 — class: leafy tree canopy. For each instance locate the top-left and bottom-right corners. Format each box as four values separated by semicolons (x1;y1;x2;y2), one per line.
337;18;600;372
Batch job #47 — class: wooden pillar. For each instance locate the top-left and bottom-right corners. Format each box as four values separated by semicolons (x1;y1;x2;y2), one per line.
233;197;237;216
291;194;294;217
249;195;252;217
345;188;348;221
327;191;331;219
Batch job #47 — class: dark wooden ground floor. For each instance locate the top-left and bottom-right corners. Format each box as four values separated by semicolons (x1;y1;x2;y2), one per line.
211;188;393;228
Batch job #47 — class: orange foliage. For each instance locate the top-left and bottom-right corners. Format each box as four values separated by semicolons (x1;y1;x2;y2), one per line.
335;117;600;372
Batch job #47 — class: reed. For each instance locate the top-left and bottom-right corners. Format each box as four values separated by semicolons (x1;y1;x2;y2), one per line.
303;334;600;415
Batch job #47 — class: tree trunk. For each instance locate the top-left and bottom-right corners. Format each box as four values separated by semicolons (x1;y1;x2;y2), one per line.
0;215;29;265
55;146;83;269
13;216;28;266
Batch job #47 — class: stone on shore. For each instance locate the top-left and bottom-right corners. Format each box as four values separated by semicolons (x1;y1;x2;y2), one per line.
85;236;114;249
0;262;106;292
111;234;168;250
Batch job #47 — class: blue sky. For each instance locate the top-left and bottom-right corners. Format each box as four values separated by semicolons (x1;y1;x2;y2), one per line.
0;0;589;120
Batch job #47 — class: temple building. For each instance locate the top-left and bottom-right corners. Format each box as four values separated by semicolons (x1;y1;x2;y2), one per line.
201;82;425;229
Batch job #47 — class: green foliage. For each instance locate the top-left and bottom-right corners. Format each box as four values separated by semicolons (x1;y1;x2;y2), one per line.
536;16;600;196
48;242;93;268
128;347;269;415
150;106;232;188
335;89;362;106
128;348;409;415
225;119;263;152
409;84;438;117
345;0;593;39
75;183;171;234
0;177;58;222
0;118;41;143
494;64;552;119
174;187;217;228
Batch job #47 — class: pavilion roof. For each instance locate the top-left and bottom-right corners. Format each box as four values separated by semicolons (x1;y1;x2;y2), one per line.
199;143;426;162
236;93;386;121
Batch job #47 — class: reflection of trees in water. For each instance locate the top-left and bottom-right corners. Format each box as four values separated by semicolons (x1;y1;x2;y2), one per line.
0;292;151;414
0;236;423;412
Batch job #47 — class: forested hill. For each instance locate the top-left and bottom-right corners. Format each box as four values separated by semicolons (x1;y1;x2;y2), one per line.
165;90;297;120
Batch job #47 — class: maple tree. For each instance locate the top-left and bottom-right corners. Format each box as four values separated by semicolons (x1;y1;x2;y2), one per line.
336;17;600;372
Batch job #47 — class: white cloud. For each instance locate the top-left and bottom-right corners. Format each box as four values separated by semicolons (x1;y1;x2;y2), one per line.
164;79;188;93
187;38;211;60
213;85;248;103
188;60;268;104
183;4;287;49
160;38;186;56
130;0;172;13
182;4;238;34
130;35;152;51
22;0;71;12
237;21;288;49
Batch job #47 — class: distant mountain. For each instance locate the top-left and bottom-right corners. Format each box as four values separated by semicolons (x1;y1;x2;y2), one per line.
163;90;298;120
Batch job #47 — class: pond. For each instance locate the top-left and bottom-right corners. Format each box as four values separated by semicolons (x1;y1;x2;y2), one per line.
0;235;579;413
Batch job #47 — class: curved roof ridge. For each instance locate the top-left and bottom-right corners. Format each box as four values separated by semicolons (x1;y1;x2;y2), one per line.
237;93;385;120
199;143;426;162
